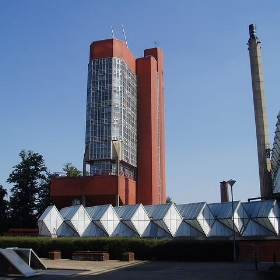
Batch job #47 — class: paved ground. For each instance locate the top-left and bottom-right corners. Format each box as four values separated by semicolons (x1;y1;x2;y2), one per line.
0;258;278;279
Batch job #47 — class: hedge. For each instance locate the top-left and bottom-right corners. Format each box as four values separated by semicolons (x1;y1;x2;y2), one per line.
0;237;235;261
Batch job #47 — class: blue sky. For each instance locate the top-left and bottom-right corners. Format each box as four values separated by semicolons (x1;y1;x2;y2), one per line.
1;1;280;204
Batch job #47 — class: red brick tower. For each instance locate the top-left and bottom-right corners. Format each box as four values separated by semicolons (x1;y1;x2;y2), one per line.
136;48;166;204
51;39;166;207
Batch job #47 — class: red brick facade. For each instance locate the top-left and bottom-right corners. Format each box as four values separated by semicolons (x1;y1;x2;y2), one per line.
238;240;280;262
136;48;166;205
51;175;136;208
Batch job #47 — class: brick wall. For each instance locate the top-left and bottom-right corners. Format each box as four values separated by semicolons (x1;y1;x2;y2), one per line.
238;240;280;262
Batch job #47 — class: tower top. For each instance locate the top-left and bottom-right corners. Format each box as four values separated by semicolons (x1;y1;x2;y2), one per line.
249;24;258;40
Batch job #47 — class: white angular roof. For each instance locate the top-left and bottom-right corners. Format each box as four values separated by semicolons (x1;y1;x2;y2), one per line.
177;202;214;236
38;205;63;236
145;204;182;236
38;198;280;238
208;201;248;234
243;200;279;234
86;204;120;236
60;205;91;237
115;204;150;236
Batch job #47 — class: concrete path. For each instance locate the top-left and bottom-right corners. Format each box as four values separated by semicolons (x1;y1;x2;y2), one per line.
0;258;277;279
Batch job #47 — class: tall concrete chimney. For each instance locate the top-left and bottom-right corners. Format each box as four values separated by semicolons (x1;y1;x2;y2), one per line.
247;24;272;198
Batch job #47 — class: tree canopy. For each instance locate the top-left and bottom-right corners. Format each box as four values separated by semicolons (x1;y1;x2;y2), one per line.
62;162;82;177
0;185;9;233
36;171;53;216
7;150;51;228
166;196;173;203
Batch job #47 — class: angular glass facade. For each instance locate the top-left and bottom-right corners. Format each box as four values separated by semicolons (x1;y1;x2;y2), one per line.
39;200;280;237
86;57;137;177
271;112;280;193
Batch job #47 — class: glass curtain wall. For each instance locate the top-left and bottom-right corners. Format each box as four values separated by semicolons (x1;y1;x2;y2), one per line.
86;57;137;178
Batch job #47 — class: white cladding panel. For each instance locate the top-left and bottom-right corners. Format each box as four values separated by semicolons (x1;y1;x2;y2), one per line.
60;205;80;220
208;201;239;219
235;203;249;234
145;204;170;219
145;204;182;236
39;205;54;220
70;205;91;236
37;222;50;236
83;222;107;237
208;221;233;237
197;212;212;236
177;203;214;236
273;169;280;193
55;221;78;237
114;222;138;237
163;204;182;236
86;205;120;236
86;204;112;220
115;204;150;236
175;221;191;237
143;222;172;238
242;219;276;236
243;200;279;234
268;202;280;234
176;202;205;219
115;204;140;220
38;205;63;236
209;201;248;234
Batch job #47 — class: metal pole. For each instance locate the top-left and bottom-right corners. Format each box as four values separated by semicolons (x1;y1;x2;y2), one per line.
254;250;258;271
231;185;236;262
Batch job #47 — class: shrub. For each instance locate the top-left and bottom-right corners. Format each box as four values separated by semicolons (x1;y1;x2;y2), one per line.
0;237;234;261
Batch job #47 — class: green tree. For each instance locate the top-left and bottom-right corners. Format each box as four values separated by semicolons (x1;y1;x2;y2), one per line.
7;150;49;228
0;185;9;234
166;196;173;203
62;162;82;177
36;171;54;216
